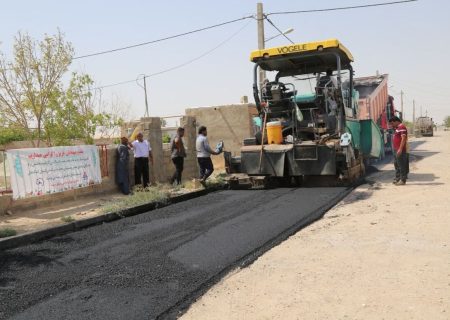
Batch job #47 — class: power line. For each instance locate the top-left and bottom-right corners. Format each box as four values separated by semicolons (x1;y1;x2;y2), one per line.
264;16;319;92
264;16;294;44
267;0;418;16
73;15;254;60
144;20;251;78
73;1;417;60
92;20;251;91
92;78;137;90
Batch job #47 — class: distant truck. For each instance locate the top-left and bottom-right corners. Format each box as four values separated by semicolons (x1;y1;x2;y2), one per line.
354;74;399;156
414;116;434;137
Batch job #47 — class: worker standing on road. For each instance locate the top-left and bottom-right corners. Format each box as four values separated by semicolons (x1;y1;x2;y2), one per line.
170;127;186;185
389;116;408;185
116;137;131;195
130;132;153;188
196;126;219;187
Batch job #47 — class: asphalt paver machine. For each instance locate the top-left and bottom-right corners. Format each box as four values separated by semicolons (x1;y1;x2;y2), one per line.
225;39;381;188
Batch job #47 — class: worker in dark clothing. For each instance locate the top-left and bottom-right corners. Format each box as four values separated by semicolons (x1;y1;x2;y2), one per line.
170;127;186;185
389;116;409;185
116;137;130;195
318;68;337;88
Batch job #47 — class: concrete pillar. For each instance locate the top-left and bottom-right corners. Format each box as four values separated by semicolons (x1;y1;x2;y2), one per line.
181;116;199;179
140;117;164;183
181;116;196;157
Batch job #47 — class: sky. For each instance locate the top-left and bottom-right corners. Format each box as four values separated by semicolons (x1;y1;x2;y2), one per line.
0;0;449;124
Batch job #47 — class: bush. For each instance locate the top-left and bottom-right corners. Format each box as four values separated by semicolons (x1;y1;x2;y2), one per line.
0;127;28;145
61;216;75;223
162;134;171;144
0;228;17;238
205;172;227;189
101;185;170;214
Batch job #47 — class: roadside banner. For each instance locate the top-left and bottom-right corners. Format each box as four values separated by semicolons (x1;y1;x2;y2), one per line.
6;145;102;199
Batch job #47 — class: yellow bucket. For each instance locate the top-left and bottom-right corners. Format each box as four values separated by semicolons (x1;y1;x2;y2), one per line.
266;121;283;144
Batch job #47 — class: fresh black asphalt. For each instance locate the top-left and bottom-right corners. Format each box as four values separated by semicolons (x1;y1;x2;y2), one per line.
0;187;348;320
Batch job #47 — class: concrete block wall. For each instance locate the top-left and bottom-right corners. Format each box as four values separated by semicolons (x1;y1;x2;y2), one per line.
185;104;258;169
122;116;199;184
0;107;256;214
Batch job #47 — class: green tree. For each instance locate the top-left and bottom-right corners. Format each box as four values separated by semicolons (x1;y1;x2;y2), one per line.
0;31;124;146
444;116;450;128
0;30;73;146
44;73;118;146
162;133;171;143
0;126;28;145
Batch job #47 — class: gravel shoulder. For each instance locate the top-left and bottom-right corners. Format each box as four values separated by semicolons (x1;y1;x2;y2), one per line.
182;131;450;320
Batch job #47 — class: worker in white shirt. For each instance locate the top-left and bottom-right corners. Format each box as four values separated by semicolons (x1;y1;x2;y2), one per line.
196;126;220;187
130;132;153;188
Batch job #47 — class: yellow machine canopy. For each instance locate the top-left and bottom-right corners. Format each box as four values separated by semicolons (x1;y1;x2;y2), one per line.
250;39;354;76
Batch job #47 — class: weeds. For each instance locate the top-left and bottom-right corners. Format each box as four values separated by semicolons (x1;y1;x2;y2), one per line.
61;216;75;223
101;185;170;214
205;172;227;189
0;228;17;238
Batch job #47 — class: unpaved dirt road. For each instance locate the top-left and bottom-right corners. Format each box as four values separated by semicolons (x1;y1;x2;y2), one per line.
182;132;450;320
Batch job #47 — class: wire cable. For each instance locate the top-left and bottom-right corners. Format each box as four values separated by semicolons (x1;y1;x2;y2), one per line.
92;78;137;90
264;16;294;44
92;20;251;91
267;0;418;16
146;19;251;78
73;15;254;60
265;17;318;91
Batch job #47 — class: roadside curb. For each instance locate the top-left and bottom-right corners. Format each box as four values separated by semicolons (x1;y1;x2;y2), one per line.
0;188;214;251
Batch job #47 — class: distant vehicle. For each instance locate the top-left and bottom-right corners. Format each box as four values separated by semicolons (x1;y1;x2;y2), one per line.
414;116;434;137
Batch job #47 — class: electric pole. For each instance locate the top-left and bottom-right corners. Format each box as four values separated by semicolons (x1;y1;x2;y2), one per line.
257;2;265;89
400;90;404;120
413;99;416;126
137;74;150;117
143;76;149;117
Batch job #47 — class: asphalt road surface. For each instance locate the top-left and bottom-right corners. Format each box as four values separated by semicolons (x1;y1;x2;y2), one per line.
0;187;348;320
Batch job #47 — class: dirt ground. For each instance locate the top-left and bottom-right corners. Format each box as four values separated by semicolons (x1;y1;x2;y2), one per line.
0;181;202;235
0;192;128;234
182;131;450;320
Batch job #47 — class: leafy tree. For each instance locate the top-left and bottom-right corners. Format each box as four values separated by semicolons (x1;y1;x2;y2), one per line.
0;126;28;145
44;73;119;146
444;116;450;128
162;133;171;144
0;31;124;146
0;30;73;146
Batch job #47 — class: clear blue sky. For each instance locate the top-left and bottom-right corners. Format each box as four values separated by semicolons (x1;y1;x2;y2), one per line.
0;0;448;123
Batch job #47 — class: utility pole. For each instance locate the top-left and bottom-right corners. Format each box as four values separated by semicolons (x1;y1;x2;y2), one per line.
400;90;404;120
257;2;265;89
143;76;149;117
413;99;416;126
